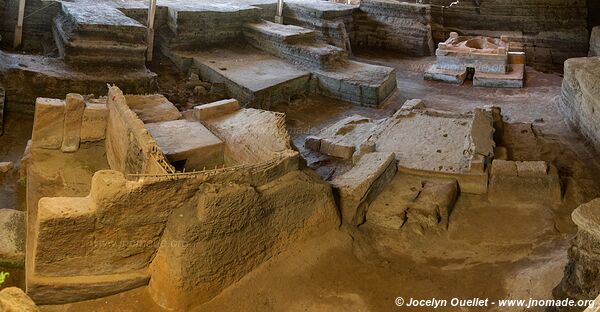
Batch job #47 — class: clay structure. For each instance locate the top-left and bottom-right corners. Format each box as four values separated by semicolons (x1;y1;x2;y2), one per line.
0;0;598;311
24;86;339;308
425;32;525;87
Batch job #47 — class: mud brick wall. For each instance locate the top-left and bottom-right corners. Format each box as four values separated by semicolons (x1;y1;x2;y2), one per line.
104;86;171;175
353;0;434;56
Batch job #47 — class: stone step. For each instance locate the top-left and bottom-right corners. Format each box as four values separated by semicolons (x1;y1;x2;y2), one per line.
244;22;347;70
53;3;147;66
245;20;316;44
313;60;397;107
53;19;147;53
53;23;146;66
59;3;146;43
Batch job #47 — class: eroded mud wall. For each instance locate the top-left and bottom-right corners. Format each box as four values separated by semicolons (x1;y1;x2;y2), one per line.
353;0;435;56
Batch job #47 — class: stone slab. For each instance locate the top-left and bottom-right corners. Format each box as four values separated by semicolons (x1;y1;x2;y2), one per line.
193;99;240;121
80;101;108;142
424;64;466;84
125;94;182;123
488;163;561;205
244;25;347;70
61;2;145;31
313;60;397;107
31;98;65;149
244;20;316;43
473;64;525;88
145;119;225;171
376;111;475;174
61;93;85;153
183;46;311;109
307;114;380;159
331;151;397;225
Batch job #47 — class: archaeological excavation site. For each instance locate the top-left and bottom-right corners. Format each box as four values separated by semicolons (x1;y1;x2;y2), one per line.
0;0;600;311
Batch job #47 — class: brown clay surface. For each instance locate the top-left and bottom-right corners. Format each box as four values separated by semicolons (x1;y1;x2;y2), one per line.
0;51;596;311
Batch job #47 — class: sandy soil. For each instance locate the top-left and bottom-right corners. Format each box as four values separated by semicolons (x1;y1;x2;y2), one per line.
0;50;596;311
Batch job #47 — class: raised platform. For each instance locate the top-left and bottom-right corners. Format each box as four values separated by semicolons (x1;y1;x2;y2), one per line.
53;2;147;66
165;46;311;109
159;2;264;50
425;63;524;88
313;61;396;107
0;52;157;112
474;64;525;88
424;33;524;88
244;20;347;70
306;101;496;193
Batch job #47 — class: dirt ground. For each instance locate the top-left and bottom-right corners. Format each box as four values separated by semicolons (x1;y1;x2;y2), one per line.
1;50;599;311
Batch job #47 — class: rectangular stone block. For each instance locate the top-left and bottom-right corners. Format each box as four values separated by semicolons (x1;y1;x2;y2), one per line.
62;93;85;153
332;152;397;225
304;136;321;152
145;120;225;171
516;161;547;177
490;159;517;176
80;103;108;142
193;99;240;121
32;98;66;149
320;138;355;159
488;164;561;205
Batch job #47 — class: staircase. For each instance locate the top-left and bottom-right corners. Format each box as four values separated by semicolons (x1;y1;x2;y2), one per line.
52;3;147;67
244;20;347;70
243;20;396;107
